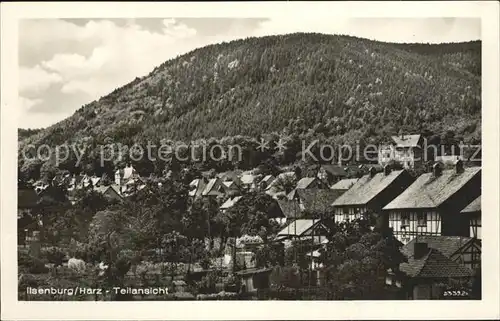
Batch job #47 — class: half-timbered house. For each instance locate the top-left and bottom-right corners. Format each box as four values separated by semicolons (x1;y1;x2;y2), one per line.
461;196;481;239
378;134;424;169
274;219;329;245
390;240;474;299
384;161;481;244
317;165;348;185
287;177;327;200
402;236;481;270
331;166;414;228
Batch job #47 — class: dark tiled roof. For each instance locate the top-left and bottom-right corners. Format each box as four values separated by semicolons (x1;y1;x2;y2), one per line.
18;188;39;208
332;170;408;206
461;196;481;213
277;199;303;219
321;165;348;177
296;189;344;213
402;236;475;259
383;167;481;210
330;178;359;190
400;248;473;278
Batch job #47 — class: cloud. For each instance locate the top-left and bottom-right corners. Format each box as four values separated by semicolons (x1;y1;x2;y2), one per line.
19;65;62;94
19;96;43;111
26;19;198;100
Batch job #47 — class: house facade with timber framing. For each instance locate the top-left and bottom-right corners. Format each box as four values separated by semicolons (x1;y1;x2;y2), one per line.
461;196;481;240
383;161;481;244
331;166;414;229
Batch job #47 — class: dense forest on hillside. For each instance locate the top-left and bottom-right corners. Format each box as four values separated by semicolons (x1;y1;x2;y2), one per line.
19;33;481;179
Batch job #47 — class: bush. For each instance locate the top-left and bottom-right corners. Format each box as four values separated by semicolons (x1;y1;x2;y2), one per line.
42;246;67;267
18;252;48;274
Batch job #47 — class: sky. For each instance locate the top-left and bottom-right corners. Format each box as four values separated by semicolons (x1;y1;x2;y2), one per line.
19;17;481;129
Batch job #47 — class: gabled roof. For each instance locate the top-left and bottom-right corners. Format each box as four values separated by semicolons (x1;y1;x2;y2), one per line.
94;185;122;198
220;196;243;210
461;196;481;213
218;171;243;185
90;176;101;186
332;170;409;207
296;189;344;213
222;180;240;190
383;167;481;210
402;236;476;259
320;165;348;177
261;175;275;184
330;178;359;190
240;174;257;185
189;178;207;197
202;178;223;196
296;177;318;189
277;219;325;237
400;248;473;278
391;134;422;148
266;171;296;190
277;198;302;219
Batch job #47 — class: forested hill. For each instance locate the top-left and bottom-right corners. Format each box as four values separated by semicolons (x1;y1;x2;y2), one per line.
21;33;481;152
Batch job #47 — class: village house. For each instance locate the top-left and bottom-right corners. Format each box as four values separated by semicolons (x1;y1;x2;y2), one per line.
316;164;348;185
259;174;275;190
287;176;327;200
216;171;243;196
276;198;303;225
386;240;474;299
219;196;243;213
188;178;207;198
332;166;414;228
291;189;345;217
202;177;226;198
342;164;368;178
383;161;481;244
378;134;424;169
94;185;123;202
274;219;330;246
239;173;261;192
120;176;147;197
221;180;241;196
114;165;139;186
402;236;481;271
264;171;296;199
461;196;481;239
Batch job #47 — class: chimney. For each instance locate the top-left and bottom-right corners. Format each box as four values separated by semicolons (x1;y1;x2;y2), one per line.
432;162;442;177
454;159;464;174
413;242;429;260
369;167;377;178
383;165;391;176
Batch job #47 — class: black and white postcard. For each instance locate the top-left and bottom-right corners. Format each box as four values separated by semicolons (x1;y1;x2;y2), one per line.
1;1;499;320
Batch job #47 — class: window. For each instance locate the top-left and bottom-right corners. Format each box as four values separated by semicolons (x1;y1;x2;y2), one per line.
417;213;427;226
343;208;349;221
401;213;410;227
